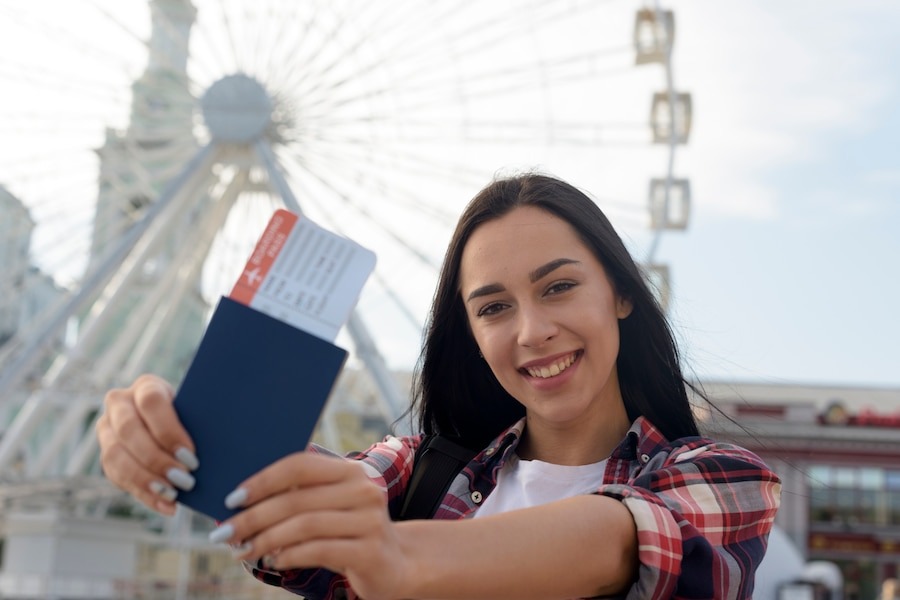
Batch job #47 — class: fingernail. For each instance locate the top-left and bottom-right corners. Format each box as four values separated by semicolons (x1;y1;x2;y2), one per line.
208;523;234;544
230;541;253;557
166;467;195;491
225;487;248;509
175;446;199;471
262;554;277;569
155;500;177;516
149;480;177;502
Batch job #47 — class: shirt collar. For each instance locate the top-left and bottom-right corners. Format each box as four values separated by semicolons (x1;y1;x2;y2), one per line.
482;416;672;464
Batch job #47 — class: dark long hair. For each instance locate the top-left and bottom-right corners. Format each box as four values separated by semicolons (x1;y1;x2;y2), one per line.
410;173;699;449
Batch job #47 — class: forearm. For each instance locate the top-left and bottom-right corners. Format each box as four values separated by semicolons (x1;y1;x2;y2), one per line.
396;494;637;600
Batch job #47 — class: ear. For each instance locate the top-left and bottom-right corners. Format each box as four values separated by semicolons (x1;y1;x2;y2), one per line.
616;295;633;319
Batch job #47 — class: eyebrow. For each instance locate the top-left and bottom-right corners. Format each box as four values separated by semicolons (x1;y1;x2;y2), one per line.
465;258;581;302
529;258;580;283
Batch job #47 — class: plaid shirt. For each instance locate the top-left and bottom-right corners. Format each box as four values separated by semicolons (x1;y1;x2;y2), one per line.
252;417;781;599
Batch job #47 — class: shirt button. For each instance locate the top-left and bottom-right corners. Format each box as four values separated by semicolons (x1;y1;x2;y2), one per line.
640;453;651;464
485;447;496;456
471;491;483;504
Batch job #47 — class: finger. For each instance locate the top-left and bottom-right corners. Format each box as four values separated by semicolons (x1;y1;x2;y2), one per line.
273;538;356;574
239;508;383;566
131;375;197;465
97;415;178;516
259;537;371;575
270;537;406;600
231;453;370;508
104;387;193;483
215;470;385;544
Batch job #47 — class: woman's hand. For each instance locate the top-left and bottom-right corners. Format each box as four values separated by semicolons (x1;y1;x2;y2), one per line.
96;374;199;516
213;452;414;600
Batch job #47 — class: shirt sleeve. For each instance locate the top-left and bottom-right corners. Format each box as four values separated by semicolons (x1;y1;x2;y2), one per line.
247;435;423;600
596;442;782;600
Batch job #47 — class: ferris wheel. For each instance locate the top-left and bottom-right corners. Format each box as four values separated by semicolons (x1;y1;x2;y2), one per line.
0;0;692;489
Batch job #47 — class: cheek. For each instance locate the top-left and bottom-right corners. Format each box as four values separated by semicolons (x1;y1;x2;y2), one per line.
471;324;509;360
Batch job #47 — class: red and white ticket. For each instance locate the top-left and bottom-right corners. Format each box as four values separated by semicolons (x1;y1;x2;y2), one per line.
230;209;376;341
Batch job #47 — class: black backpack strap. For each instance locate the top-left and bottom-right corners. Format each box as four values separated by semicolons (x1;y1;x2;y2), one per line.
397;435;477;521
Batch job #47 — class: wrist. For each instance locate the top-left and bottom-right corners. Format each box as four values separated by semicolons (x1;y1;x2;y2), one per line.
394;520;443;599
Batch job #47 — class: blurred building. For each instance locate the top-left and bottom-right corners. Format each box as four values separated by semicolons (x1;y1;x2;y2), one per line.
0;186;63;353
700;381;900;600
85;0;207;384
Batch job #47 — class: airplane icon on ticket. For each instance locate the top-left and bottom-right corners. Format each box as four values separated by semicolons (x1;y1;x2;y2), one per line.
243;267;263;286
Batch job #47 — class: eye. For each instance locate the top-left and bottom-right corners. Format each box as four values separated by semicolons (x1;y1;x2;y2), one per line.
546;281;576;295
476;302;508;317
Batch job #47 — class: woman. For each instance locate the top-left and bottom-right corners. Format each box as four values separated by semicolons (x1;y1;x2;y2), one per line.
98;173;781;599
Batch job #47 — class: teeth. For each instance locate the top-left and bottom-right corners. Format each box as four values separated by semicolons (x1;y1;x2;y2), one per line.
526;353;576;379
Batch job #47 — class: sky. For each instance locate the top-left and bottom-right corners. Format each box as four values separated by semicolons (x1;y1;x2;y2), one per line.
1;0;898;391
658;1;900;388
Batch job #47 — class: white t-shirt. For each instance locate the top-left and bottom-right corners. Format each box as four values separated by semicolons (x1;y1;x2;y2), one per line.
473;454;608;518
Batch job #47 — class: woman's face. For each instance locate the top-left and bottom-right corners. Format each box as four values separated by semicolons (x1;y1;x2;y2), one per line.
459;205;632;431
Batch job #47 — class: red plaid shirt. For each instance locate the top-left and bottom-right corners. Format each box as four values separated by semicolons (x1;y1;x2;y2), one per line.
252;417;781;599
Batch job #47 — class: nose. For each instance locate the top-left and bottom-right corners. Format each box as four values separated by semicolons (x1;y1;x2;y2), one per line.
516;303;558;348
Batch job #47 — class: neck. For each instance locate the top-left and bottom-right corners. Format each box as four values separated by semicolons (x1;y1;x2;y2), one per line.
517;406;631;465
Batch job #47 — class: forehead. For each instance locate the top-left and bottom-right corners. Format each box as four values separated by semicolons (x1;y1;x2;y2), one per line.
459;206;593;283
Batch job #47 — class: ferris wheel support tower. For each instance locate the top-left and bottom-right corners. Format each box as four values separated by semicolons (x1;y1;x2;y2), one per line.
0;77;408;479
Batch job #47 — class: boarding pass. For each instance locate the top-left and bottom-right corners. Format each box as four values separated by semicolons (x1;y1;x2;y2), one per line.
229;209;376;341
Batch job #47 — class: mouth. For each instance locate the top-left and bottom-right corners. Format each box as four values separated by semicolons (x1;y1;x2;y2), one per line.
520;351;580;379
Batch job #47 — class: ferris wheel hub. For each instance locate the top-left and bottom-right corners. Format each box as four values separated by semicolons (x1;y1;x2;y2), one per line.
201;73;272;143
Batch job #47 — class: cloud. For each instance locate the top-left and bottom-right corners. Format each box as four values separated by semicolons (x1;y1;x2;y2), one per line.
671;0;897;219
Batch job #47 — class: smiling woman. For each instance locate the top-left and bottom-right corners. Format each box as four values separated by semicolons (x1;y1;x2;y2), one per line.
98;172;781;599
459;206;632;465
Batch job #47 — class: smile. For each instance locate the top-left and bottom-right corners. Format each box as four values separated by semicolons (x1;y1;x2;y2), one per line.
522;352;579;379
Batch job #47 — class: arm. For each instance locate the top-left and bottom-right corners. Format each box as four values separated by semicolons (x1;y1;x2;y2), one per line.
220;452;637;600
397;494;637;599
600;442;782;599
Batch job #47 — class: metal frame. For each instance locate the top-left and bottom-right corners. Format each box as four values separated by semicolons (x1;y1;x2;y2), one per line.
0;136;407;486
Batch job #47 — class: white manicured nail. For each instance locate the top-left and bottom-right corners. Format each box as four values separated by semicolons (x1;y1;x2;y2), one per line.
230;541;253;557
225;487;248;509
149;480;177;502
175;446;199;471
166;467;195;491
208;523;234;544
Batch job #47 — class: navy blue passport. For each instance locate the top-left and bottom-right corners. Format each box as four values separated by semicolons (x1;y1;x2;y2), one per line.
172;296;348;520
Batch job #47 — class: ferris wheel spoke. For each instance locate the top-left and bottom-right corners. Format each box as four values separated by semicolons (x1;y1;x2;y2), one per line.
14;203;96;286
452;47;635;91
215;0;247;74
271;3;425;112
289;3;640;120
288;7;455;102
280;141;472;226
280;152;444;274
415;2;584;62
299;110;649;150
265;4;351;94
0;4;138;84
365;272;427;334
270;5;381;107
82;0;148;52
284;52;638;130
0;64;129;106
278;157;450;336
273;6;503;116
252;3;333;90
298;136;491;204
188;13;243;83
